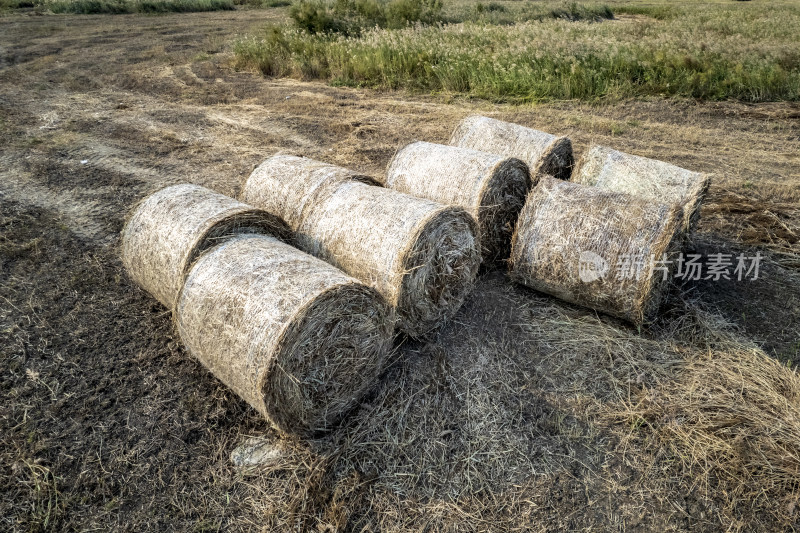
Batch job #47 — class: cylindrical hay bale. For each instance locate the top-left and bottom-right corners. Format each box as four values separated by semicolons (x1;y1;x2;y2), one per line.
572;146;711;234
449;115;574;181
385;141;532;261
509;176;684;325
177;234;393;435
242;155;481;339
121;183;290;309
245;154;378;228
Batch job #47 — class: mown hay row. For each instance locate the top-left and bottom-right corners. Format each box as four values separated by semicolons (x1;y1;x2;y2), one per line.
573;146;711;234
509;176;684;324
449;115;574;181
177;234;393;435
120;183;290;309
385;141;532;262
242;155;481;339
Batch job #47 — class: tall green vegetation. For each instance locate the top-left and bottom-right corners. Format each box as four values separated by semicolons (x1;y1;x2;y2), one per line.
45;0;234;13
235;1;800;102
289;0;444;36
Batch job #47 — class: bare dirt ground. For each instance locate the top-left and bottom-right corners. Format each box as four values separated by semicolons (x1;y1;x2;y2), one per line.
1;9;799;532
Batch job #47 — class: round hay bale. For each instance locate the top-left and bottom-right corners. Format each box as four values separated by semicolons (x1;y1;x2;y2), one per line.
572;146;711;234
449;115;574;181
242;155;481;339
509;176;684;325
177;234;393;435
385;141;532;262
120;183;290;310
245;154;378;228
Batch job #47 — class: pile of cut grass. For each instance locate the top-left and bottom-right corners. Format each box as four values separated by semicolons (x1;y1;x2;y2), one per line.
46;0;233;13
235;1;800;102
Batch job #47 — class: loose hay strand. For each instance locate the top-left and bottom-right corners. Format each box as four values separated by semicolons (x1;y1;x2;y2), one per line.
449;115;574;181
509;176;684;324
385;141;532;262
120;183;290;309
176;234;393;436
572;145;711;234
242;155;481;339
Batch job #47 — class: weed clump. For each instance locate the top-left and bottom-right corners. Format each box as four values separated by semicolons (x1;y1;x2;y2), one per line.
289;0;443;35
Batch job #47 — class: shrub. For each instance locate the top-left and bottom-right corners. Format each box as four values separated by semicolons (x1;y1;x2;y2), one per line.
549;1;613;21
289;0;343;33
476;2;506;14
289;0;444;35
385;0;442;28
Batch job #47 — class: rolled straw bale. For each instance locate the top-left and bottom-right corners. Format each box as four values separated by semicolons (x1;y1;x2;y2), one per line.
244;154;379;228
177;234;393;435
385;141;532;261
509;176;684;325
573;146;711;233
120;183;290;309
242;155;481;338
449;115;574;181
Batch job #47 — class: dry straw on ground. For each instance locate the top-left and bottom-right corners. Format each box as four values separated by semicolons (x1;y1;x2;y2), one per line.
449;115;574;181
609;342;800;530
509;176;684;324
120;183;290;309
177;234;394;436
385;141;532;262
242;155;481;339
573;146;711;234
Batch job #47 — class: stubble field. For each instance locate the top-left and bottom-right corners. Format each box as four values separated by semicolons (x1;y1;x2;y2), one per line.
1;3;800;531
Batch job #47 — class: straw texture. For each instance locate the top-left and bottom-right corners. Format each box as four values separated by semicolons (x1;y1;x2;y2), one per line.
449;115;574;180
177;234;393;435
385;141;532;261
120;183;290;309
509;176;684;325
242;155;481;339
573;146;711;233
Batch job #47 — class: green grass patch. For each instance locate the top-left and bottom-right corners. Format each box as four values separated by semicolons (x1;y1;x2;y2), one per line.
46;0;234;13
235;1;800;102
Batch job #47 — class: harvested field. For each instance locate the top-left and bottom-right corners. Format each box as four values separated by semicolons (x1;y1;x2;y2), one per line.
1;6;799;533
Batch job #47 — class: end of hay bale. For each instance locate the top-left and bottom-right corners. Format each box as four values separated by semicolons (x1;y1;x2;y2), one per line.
120;183;291;310
538;136;574;181
386;141;531;263
509;176;684;325
479;156;532;262
177;234;394;436
395;203;481;338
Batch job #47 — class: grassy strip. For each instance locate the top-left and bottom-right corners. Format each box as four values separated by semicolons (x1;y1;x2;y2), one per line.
235;2;800;102
46;0;234;13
